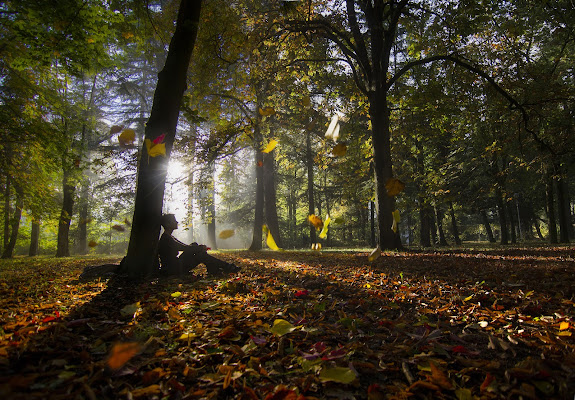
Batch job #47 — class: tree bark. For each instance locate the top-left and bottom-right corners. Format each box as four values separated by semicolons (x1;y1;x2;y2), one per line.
306;130;316;246
263;150;282;248
369;91;401;249
449;202;462;245
507;200;517;244
206;169;217;250
495;190;508;245
56;166;75;257
419;201;431;247
3;176;10;252
29;220;40;256
123;0;202;278
370;200;376;247
249;122;264;251
77;179;89;255
556;168;571;243
435;203;448;246
2;184;23;259
545;172;558;244
480;209;496;243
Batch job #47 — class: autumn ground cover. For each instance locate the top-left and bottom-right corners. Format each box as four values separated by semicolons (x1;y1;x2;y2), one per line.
0;248;574;399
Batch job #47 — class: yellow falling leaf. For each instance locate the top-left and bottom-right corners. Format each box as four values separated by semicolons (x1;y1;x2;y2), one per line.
88;240;98;247
258;107;275;116
332;143;347;157
559;321;570;331
302;95;311;107
218;229;235;239
122;32;134;39
262;139;278;153
145;139;166;158
107;342;141;370
385;178;405;197
368;246;381;262
118;128;136;146
262;224;280;251
308;214;323;230
319;215;331;239
110;125;123;135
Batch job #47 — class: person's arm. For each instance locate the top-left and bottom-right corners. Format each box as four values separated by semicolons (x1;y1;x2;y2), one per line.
171;236;207;253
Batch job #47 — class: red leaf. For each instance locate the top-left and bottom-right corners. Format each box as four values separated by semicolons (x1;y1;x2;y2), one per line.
451;345;469;354
295;290;309;298
153;133;165;144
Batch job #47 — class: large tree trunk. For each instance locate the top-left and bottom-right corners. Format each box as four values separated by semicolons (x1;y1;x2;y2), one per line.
306;130;316;246
29;220;40;256
263;150;282;248
1;184;23;259
56;167;75;257
123;0;202;278
369;91;401;249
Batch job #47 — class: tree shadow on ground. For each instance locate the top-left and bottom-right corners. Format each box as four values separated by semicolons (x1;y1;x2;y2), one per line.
1;248;574;399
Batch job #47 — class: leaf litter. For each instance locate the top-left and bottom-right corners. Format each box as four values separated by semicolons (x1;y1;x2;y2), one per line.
0;248;574;399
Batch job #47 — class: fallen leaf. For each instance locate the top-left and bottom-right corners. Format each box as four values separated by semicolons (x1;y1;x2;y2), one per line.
107;342;141;370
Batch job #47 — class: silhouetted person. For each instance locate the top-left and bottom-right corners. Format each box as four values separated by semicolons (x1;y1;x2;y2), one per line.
158;214;240;276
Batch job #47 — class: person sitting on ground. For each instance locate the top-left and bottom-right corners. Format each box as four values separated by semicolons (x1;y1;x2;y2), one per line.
158;213;240;276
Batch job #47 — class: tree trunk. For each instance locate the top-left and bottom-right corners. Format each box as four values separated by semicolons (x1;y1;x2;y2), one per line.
56;166;75;257
419;200;431;247
29;220;40;256
249;124;264;251
369;91;400;249
263;150;282;248
3;176;10;252
449;202;462;245
206;170;217;250
123;0;203;278
480;209;496;243
370;200;376;247
77;180;89;255
435;203;448;246
545;172;558;244
1;184;23;259
495;190;508;245
507;200;517;244
306;130;316;245
556;170;571;243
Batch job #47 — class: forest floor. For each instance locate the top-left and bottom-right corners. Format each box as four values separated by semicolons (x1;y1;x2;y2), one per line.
0;246;574;399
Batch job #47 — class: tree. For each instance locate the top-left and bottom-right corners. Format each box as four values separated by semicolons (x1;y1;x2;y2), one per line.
123;0;202;278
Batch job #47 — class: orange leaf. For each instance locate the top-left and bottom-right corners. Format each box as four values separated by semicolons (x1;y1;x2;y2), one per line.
88;240;98;247
107;342;141;370
559;321;570;331
112;224;125;232
308;214;323;230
